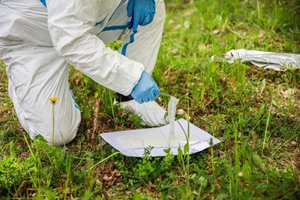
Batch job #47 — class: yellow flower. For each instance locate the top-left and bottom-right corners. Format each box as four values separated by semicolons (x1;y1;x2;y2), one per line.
49;97;59;104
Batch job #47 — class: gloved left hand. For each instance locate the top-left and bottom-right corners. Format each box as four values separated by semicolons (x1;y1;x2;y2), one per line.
130;71;160;104
127;0;156;33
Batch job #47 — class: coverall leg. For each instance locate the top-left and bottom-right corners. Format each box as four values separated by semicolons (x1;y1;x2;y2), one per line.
97;0;168;127
0;0;81;145
97;0;166;74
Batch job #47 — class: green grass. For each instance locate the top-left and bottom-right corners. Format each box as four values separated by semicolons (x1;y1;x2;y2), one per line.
1;0;300;199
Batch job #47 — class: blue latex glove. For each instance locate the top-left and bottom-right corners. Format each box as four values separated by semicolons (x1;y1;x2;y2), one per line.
131;71;160;104
127;0;156;33
40;0;47;7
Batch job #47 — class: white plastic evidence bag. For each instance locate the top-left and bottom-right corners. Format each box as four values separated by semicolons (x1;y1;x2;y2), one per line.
225;49;300;71
100;96;221;157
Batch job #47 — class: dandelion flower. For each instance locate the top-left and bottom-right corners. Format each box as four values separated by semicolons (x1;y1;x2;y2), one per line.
49;97;59;104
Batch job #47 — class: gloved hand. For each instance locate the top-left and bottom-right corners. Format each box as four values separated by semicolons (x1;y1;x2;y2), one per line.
131;71;160;104
127;0;156;33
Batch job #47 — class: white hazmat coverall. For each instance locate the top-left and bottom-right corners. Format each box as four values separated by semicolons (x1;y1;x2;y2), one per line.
0;0;166;145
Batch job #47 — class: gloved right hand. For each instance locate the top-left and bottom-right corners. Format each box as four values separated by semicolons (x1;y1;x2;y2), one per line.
130;71;160;104
127;0;156;33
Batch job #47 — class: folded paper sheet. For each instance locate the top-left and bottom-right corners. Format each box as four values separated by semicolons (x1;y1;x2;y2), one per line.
225;49;300;71
100;119;221;157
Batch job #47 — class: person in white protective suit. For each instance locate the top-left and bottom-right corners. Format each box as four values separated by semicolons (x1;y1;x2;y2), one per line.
0;0;167;146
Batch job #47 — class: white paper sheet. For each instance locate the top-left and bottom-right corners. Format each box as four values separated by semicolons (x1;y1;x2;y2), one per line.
100;119;221;157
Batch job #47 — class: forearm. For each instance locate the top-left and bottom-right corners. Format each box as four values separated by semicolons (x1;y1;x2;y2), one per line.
47;0;144;95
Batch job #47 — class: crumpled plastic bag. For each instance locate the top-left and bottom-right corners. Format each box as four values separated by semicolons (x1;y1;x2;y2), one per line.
225;49;300;71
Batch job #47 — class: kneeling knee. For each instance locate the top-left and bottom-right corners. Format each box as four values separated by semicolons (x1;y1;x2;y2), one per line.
49;123;79;146
36;115;81;146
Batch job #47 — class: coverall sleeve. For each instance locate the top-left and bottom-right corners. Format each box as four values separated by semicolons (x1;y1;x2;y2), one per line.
46;0;144;96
